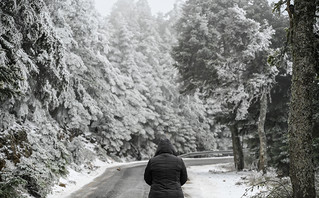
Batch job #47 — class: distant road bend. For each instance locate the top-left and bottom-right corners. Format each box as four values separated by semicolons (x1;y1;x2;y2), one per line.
68;153;233;198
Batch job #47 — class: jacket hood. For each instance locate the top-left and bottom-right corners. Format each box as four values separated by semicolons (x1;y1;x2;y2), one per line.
154;138;177;156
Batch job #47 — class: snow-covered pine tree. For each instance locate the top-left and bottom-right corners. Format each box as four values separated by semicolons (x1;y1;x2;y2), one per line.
0;0;73;197
172;0;275;171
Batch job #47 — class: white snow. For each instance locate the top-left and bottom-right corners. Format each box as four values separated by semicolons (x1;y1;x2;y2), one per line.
47;158;121;198
48;158;264;198
47;158;149;198
183;162;261;198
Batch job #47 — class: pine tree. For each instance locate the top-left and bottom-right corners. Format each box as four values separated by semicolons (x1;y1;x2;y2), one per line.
106;0;213;155
242;0;291;175
172;0;274;171
0;0;73;196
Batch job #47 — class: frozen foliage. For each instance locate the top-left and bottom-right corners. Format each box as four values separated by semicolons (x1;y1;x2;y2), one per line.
172;0;276;125
103;0;215;156
171;0;301;173
0;0;218;197
1;0;306;197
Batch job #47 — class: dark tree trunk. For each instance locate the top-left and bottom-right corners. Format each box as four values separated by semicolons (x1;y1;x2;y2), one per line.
257;91;268;174
288;0;316;197
229;123;244;171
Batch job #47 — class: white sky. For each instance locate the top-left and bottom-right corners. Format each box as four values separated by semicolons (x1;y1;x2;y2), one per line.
94;0;279;17
94;0;176;16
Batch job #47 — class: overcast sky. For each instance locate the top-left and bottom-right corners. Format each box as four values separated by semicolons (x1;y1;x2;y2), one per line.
94;0;279;16
94;0;177;16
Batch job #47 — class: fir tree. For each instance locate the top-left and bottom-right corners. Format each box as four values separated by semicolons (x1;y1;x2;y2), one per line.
172;0;275;170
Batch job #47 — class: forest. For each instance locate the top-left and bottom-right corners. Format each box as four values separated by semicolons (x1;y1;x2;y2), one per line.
0;0;318;197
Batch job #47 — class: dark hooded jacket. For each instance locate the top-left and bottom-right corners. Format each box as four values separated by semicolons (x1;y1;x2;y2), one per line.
144;139;188;198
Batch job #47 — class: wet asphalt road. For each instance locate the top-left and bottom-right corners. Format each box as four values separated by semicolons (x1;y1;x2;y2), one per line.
68;157;233;198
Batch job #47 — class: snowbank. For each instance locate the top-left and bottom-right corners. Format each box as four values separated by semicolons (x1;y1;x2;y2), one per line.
47;158;148;198
183;163;260;198
47;158;122;198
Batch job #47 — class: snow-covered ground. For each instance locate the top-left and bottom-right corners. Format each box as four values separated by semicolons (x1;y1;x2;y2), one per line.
47;158;118;198
183;162;261;198
47;158;149;198
48;158;263;198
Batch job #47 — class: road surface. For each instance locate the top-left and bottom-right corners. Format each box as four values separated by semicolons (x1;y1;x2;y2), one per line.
68;157;234;198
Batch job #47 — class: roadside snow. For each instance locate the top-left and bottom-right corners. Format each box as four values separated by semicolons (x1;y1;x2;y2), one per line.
47;158;122;198
47;158;264;198
183;163;261;198
47;158;150;198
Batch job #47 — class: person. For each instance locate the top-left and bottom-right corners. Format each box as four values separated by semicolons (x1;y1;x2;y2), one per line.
144;138;188;198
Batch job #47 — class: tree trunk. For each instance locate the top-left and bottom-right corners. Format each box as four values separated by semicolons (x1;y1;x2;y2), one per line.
229;123;244;171
289;0;316;197
257;91;268;174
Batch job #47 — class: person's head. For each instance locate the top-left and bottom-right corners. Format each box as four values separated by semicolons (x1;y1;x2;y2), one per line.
154;138;177;156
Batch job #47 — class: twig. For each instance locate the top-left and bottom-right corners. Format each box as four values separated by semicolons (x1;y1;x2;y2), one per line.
240;179;292;198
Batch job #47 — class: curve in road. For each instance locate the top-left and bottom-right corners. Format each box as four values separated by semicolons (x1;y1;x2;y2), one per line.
68;157;233;198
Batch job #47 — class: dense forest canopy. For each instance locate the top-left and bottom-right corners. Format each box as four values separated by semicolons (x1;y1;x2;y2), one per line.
0;0;318;197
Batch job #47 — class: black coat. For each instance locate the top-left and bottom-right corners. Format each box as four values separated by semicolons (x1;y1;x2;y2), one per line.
144;139;188;198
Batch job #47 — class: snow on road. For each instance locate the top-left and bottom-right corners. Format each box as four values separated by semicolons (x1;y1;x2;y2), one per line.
47;158;147;198
48;158;261;198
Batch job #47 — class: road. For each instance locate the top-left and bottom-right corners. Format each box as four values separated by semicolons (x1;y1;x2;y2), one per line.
68;157;234;198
